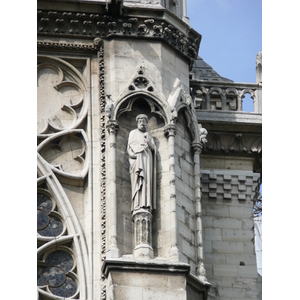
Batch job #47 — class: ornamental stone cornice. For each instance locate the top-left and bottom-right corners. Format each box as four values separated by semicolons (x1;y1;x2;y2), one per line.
37;3;201;69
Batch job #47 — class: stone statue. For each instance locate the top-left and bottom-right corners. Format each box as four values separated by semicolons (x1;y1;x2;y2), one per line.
127;114;156;212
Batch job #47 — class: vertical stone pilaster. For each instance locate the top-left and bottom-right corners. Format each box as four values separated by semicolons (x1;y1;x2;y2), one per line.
192;141;207;283
106;120;120;259
164;124;179;261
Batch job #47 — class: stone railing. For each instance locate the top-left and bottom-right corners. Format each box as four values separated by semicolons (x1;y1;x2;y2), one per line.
190;80;262;114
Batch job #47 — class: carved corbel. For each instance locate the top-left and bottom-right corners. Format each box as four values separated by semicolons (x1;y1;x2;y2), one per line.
199;126;208;150
106;120;119;136
164;124;177;138
93;37;103;50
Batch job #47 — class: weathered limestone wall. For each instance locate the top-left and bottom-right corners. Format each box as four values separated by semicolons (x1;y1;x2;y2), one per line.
104;39;190;102
201;169;260;299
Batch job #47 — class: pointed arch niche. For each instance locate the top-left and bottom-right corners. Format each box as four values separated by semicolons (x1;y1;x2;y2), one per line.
111;95;172;258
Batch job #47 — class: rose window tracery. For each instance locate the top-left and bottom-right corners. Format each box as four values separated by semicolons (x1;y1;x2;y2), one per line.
37;248;78;298
37;56;89;299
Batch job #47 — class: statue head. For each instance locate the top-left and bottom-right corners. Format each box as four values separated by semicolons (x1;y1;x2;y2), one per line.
136;114;148;132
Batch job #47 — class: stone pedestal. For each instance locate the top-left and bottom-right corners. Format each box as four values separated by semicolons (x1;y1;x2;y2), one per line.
132;209;153;259
102;260;210;300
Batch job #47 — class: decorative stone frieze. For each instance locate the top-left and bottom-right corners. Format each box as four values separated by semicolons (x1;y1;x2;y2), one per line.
204;131;262;155
37;9;200;66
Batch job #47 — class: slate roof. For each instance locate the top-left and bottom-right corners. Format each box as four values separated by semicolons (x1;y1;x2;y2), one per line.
191;56;233;82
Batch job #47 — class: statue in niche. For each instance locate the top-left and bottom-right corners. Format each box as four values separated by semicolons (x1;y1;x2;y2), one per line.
127;114;156;212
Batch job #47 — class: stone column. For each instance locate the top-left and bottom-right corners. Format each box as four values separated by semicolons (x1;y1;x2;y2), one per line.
106;120;120;259
182;0;190;25
192;141;207;283
164;124;179;261
255;52;262;114
132;208;153;259
237;94;242;111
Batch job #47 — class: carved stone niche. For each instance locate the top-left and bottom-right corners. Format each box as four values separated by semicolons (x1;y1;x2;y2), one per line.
115;96;167;258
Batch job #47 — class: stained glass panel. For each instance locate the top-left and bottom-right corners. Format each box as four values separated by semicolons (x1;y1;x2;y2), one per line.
37;209;49;230
41;266;66;287
49;276;77;298
37;193;53;213
38;216;63;237
45;250;74;273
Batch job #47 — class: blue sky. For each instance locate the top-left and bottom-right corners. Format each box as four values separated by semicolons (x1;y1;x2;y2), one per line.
187;0;262;84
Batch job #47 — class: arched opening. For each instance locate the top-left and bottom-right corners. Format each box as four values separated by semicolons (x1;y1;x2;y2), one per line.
242;93;254;112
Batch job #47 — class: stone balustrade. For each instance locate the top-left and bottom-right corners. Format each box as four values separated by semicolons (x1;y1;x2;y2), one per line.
190;81;262;114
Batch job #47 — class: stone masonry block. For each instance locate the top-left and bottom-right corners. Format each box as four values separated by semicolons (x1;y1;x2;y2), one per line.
218;287;246;299
204;228;222;241
202;216;213;227
229;206;253;219
181;169;191;186
237;265;258;278
181;138;191;153
212;241;243;254
213;217;242;229
226;253;257;266
223;193;232;200
209;192;217;199
238;194;246;201
177;195;195;216
203;240;212;253
204;204;230;217
243;242;256;254
223;184;232;190
180;158;193;176
232;277;257;289
209;173;217;180
241;219;254;230
223;174;232;181
204;253;226;265
201;184;209;193
213;264;238;277
179;221;193;244
222;229;254;242
209;183;217;189
176;179;194;200
181;238;196;260
238;175;247;182
238;185;246;191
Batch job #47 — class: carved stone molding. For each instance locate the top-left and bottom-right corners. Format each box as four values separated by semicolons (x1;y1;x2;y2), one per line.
203;131;261;155
37;9;200;65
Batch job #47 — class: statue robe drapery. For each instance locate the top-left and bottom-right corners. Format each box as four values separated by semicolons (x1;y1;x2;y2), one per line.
127;129;156;212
